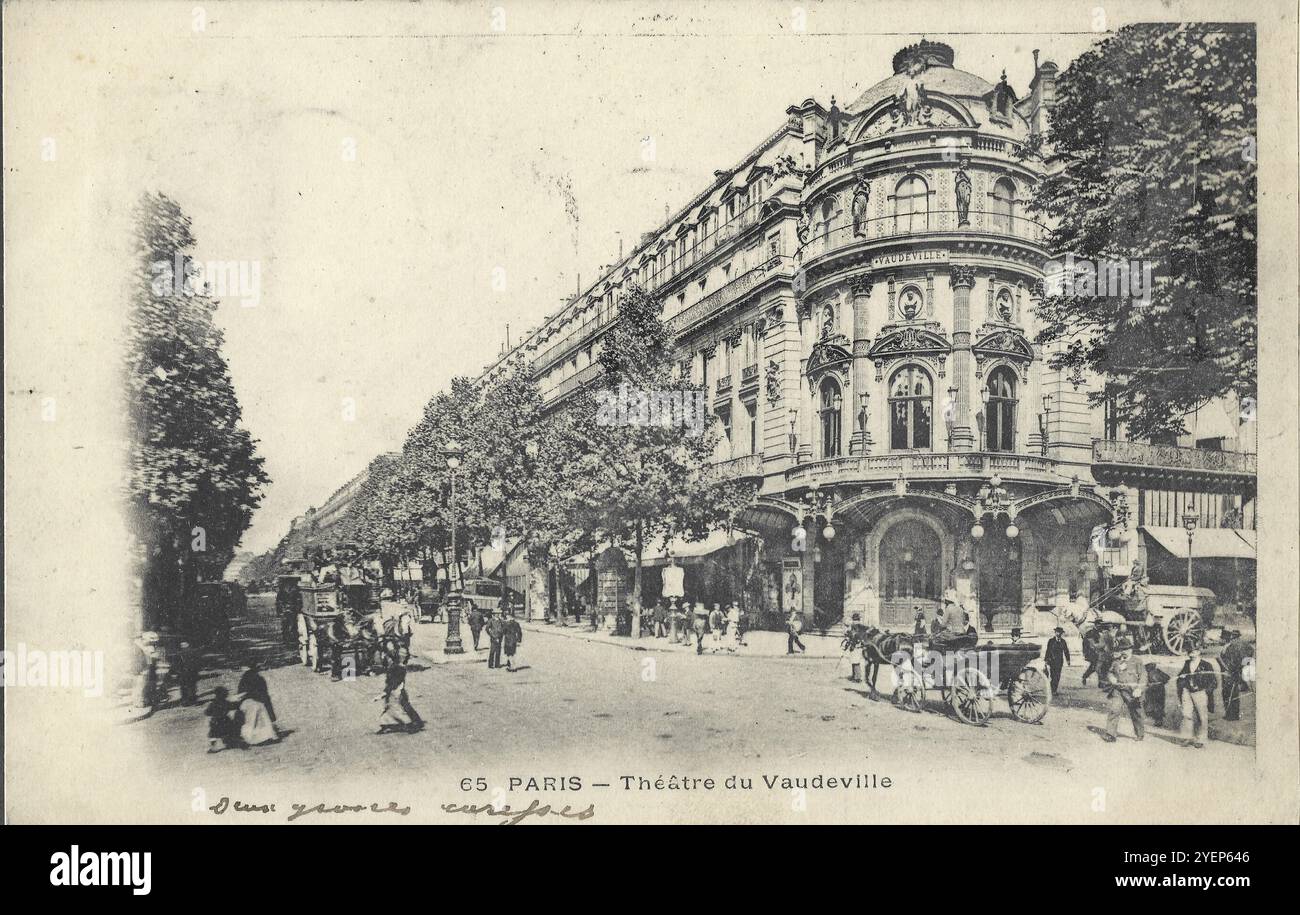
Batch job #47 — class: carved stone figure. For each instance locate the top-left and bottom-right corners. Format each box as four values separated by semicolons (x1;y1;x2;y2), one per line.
851;175;871;237
955;168;972;226
796;207;812;245
765;360;782;406
821;302;836;340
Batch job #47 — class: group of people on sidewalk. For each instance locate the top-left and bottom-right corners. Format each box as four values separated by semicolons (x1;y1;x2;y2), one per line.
465;601;525;671
1063;621;1254;748
632;598;747;655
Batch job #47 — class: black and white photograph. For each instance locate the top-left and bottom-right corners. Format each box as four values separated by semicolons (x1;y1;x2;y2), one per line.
2;0;1297;845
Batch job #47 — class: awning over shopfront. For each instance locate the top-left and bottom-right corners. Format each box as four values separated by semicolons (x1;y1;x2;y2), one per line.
1141;526;1256;560
638;530;750;567
557;530;748;569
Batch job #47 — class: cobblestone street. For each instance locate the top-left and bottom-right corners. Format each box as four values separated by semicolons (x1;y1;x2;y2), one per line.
117;595;1258;823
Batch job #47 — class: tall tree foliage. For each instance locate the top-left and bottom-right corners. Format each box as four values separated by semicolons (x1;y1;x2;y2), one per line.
556;283;757;611
1027;24;1256;438
125;192;270;631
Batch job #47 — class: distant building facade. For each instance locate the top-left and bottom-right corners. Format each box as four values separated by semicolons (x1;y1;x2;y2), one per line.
477;41;1256;633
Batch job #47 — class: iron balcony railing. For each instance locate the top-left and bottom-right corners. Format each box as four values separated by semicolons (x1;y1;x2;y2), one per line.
543;361;603;403
798;210;1050;263
1092;439;1257;475
713;453;764;479
784;451;1060;487
666;254;796;334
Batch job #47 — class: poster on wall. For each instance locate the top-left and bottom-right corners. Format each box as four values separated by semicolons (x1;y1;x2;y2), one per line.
782;558;803;614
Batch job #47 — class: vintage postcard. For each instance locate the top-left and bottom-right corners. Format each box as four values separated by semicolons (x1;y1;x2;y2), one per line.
3;0;1297;828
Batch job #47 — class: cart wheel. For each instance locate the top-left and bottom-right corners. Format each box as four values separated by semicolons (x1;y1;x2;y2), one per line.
893;665;926;713
1163;612;1204;655
1008;667;1050;723
950;667;993;726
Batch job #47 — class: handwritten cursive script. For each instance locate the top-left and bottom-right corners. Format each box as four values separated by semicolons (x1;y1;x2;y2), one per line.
441;798;596;826
206;797;411;821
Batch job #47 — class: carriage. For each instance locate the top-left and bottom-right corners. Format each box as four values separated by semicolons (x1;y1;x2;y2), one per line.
1059;580;1216;655
889;638;1051;726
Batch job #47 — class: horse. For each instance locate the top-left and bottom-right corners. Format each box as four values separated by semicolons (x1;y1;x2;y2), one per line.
844;627;918;701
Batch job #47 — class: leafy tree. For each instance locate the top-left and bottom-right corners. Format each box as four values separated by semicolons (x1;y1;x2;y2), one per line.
336;453;404;577
1026;24;1256;439
553;284;757;627
125;192;270;632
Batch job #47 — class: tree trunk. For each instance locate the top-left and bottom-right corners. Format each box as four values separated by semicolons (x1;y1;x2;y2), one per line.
632;519;644;639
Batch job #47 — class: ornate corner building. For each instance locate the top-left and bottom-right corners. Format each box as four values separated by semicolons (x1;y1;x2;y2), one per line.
479;41;1257;634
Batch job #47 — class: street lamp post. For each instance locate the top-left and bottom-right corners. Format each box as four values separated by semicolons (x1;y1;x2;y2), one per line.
1183;510;1198;587
442;441;465;655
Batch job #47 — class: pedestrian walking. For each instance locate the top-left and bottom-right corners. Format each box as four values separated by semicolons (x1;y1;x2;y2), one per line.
912;608;927;637
1218;630;1253;721
1044;627;1071;695
846;613;870;682
397;604;415;663
726;603;742;652
486;611;505;669
236;663;279;746
786;610;806;655
1080;626;1103;684
503;613;523;672
708;604;724;652
692;603;708;655
375;663;424;734
1175;645;1217;748
1142;662;1171;727
467;606;486;651
1101;639;1145;743
172;640;201;706
655;599;668;638
131;633;160;715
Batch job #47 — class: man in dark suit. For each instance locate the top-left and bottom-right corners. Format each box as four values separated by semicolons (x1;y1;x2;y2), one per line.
1044;626;1072;694
467;606;486;651
503;612;523;672
485;611;505;670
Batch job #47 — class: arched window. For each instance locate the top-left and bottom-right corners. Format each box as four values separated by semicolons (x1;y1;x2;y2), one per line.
894;176;929;233
985;366;1017;452
879;520;942;602
819;376;843;458
991;178;1017;233
821;198;834;240
889;365;933;451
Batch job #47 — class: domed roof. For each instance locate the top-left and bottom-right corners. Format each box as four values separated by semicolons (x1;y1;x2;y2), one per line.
844;40;998;114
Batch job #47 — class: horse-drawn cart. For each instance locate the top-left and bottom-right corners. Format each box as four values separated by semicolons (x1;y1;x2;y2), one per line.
880;635;1051;726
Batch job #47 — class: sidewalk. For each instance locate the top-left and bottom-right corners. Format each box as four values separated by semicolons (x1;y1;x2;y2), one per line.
521;619;845;658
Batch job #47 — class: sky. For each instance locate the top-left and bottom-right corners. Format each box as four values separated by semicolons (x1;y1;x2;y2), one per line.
5;1;1112;557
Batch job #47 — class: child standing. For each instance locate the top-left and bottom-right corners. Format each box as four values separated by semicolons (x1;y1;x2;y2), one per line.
204;686;239;752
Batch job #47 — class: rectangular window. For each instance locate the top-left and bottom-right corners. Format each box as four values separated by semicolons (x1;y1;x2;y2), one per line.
891;401;909;451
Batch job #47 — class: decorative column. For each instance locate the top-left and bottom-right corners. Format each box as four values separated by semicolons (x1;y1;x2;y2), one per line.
796;301;814;462
1026;280;1047;454
801;534;817;631
948;266;977;451
849;274;874;455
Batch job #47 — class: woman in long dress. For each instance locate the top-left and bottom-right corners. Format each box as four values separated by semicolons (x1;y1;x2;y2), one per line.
726;604;743;652
376;663;424;734
236;664;279;746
